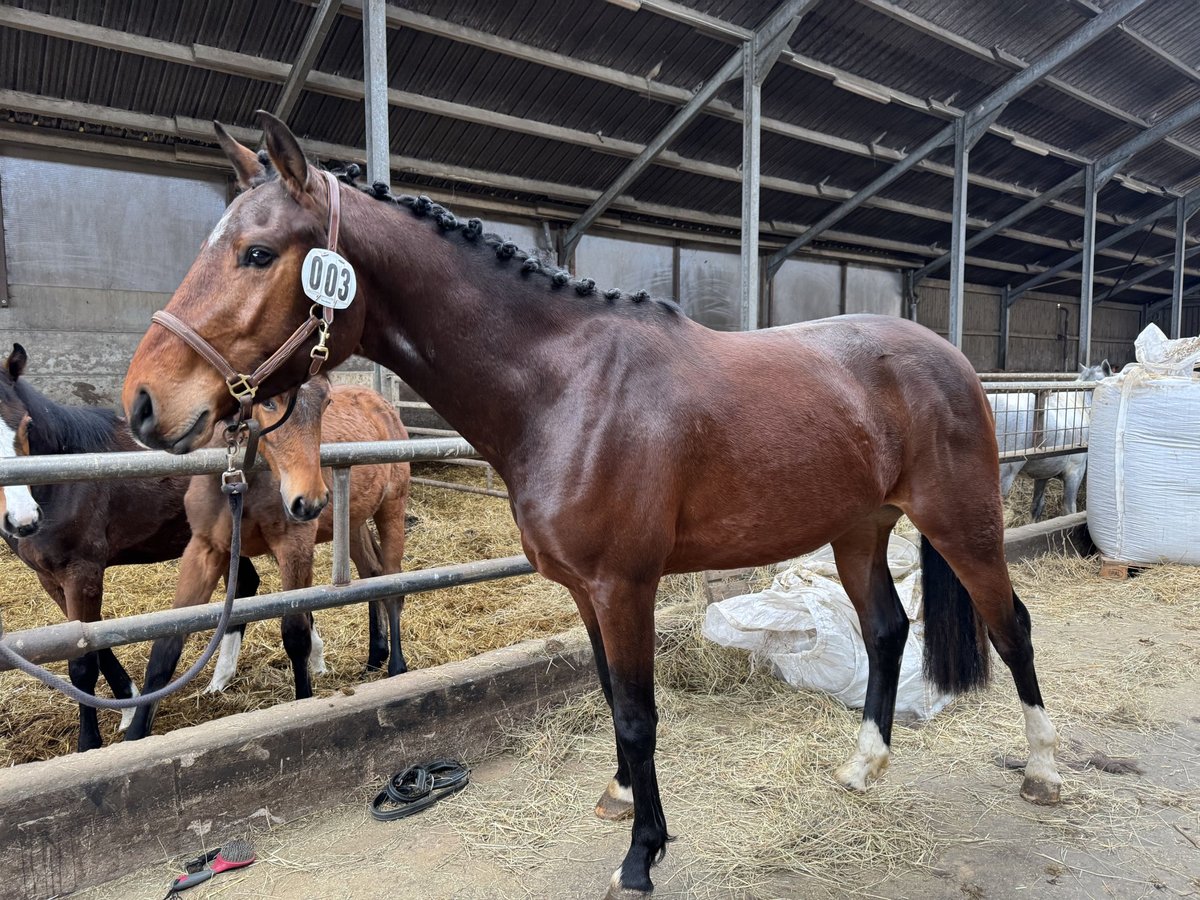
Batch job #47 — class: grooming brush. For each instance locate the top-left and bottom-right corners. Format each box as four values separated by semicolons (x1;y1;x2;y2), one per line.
170;839;255;892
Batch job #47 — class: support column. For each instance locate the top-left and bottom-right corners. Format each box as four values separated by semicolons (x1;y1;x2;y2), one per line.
362;0;390;395
1172;195;1190;338
1079;162;1100;367
740;40;761;332
948;116;969;349
999;287;1011;371
361;0;390;188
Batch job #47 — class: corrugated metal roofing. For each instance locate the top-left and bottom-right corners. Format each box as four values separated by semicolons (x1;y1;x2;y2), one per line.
3;0;1200;299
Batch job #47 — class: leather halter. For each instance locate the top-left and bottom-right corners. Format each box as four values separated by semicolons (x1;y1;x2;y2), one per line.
151;169;343;423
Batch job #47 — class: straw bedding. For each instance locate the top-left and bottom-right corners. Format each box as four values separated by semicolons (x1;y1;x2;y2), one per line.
0;463;578;767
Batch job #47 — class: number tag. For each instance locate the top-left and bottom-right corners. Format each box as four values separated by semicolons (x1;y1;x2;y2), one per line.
302;248;357;309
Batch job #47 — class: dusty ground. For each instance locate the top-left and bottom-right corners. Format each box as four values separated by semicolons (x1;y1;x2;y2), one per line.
76;552;1199;900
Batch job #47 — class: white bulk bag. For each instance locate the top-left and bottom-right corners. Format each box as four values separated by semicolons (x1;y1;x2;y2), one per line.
1088;324;1200;565
702;535;952;721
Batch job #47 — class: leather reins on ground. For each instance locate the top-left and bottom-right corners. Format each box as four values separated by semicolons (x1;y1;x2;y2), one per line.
0;173;343;710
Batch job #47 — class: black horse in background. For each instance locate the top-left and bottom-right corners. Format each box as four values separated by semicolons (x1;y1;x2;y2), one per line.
0;343;260;752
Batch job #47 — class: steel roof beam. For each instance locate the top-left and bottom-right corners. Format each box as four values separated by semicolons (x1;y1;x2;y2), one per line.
0;95;1172;301
913;94;1200;283
273;0;342;122
856;0;1200;168
764;0;1152;276
4;4;1181;248
561;0;820;258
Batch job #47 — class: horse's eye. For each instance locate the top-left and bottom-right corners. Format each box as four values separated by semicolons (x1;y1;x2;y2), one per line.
262;398;277;412
244;246;275;268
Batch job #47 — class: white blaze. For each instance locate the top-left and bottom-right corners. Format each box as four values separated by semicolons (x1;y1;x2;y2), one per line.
0;419;39;530
206;207;235;247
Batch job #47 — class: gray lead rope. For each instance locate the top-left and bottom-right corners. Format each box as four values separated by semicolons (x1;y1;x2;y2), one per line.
0;459;251;710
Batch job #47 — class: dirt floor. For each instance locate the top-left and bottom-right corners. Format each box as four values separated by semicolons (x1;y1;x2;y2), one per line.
74;549;1199;900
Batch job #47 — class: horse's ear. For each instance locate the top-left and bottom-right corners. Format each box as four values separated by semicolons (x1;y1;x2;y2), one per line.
214;122;264;190
255;109;310;202
1101;358;1113;377
6;343;26;380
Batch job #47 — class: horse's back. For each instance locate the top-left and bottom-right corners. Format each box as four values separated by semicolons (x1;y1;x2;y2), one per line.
323;385;409;444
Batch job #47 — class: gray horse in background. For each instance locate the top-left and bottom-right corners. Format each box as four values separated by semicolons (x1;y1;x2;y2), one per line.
989;361;1112;521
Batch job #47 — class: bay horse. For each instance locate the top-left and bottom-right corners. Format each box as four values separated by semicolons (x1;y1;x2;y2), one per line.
125;376;411;740
0;343;261;752
122;112;1063;898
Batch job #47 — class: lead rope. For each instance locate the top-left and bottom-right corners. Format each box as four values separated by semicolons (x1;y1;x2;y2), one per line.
0;426;257;710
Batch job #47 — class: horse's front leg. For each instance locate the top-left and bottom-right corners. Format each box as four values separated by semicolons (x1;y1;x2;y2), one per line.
592;577;670;900
61;565;106;752
125;537;227;740
269;527;318;700
570;588;633;822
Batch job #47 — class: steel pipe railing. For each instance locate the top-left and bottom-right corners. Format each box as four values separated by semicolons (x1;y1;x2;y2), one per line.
0;555;535;671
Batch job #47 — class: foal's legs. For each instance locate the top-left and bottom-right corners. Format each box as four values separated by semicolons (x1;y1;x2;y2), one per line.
270;533;317;700
1061;459;1086;516
374;498;410;677
570;589;633;822
205;558;261;693
61;565;106;752
591;578;669;899
351;525;388;672
908;502;1063;805
830;508;908;791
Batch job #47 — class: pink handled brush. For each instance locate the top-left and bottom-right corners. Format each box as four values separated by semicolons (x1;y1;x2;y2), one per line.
170;839;255;892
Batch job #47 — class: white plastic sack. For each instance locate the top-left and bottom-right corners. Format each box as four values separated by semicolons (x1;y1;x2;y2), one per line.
1088;324;1200;565
703;536;952;721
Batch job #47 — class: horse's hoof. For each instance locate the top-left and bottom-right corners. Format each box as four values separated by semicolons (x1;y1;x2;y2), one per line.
595;780;635;821
834;754;887;793
1020;775;1062;806
605;869;652;899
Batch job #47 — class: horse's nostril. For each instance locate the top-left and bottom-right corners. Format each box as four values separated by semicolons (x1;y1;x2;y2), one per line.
130;388;156;434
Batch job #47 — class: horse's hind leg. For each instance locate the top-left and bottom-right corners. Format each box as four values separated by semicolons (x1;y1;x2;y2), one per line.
907;496;1063;805
373;497;410;677
830;508;908;791
1061;459;1086;516
96;648;139;731
1031;478;1049;521
273;536;316;700
352;525;388;671
206;558;260;693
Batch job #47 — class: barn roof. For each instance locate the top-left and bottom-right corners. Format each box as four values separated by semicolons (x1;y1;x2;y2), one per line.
3;0;1200;304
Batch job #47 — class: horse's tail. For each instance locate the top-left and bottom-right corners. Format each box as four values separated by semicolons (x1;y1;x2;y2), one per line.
920;536;990;693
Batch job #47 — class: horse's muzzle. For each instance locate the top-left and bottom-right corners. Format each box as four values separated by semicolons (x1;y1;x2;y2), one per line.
4;511;41;538
287;494;329;522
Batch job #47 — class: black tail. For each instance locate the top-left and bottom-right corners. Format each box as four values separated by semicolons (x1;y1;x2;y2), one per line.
921;536;990;693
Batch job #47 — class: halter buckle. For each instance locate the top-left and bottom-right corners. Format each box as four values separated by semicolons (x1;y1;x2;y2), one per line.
226;374;258;401
310;319;331;362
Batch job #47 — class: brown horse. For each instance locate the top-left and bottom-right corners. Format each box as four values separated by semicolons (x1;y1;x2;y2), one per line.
0;343;261;752
124;376;410;740
122;112;1062;899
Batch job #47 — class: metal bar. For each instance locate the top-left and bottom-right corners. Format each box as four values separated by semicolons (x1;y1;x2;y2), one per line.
273;0;341;122
562;0;817;256
949;116;969;348
361;0;390;187
1007;193;1190;302
740;39;761;332
331;467;351;586
998;287;1011;370
914;92;1200;283
410;476;509;500
766;0;1151;275
0;556;535;671
1080;163;1099;367
1104;242;1200;301
0;169;8;308
1172;196;1190;338
0;438;477;487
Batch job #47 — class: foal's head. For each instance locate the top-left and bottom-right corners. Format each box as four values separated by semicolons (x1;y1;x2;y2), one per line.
257;377;332;522
0;345;42;537
122;112;365;454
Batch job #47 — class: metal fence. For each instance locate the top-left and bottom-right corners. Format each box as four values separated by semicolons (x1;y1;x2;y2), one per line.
985;380;1097;463
0;438;534;672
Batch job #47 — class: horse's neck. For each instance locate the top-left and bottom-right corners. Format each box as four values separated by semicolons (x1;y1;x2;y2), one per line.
17;383;117;455
346;210;571;462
